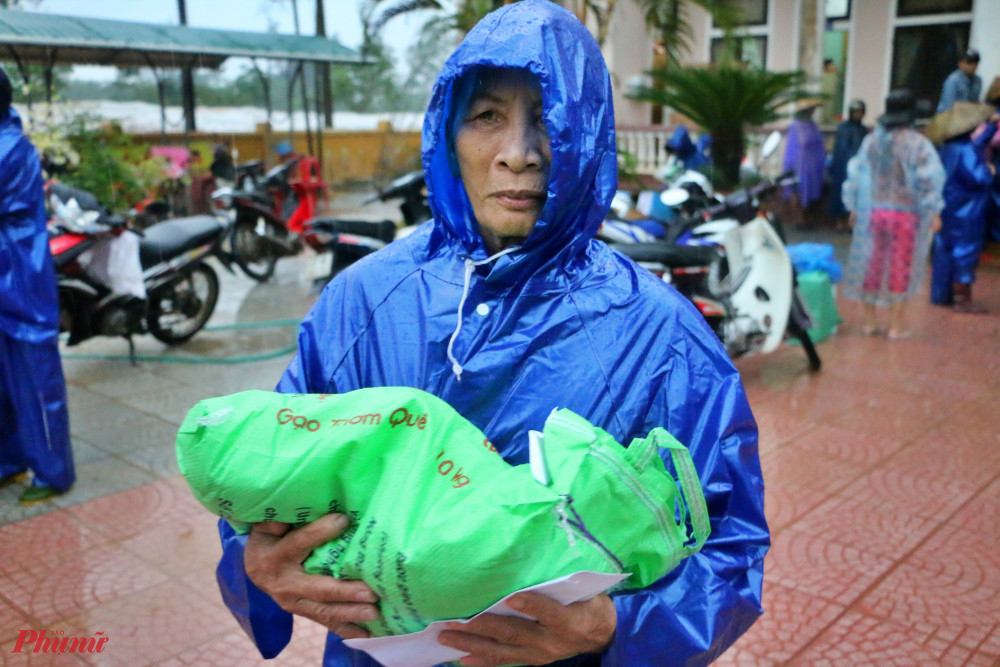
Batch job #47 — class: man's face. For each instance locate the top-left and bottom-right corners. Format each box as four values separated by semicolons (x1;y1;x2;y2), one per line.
849;109;865;123
959;59;979;76
455;69;550;255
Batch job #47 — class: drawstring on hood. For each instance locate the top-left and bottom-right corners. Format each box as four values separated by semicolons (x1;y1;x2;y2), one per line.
447;246;521;380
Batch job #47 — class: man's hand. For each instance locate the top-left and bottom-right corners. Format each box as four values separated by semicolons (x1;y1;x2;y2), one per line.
848;211;857;229
244;513;380;639
437;592;617;667
930;214;942;234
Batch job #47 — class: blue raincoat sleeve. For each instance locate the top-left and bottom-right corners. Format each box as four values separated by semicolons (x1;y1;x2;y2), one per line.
602;323;766;666
0;109;59;343
935;135;995;280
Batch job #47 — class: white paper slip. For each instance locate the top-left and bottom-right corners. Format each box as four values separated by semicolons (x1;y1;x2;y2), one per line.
343;570;628;667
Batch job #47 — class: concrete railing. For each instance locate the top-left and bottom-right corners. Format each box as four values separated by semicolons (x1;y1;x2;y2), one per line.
616;125;673;174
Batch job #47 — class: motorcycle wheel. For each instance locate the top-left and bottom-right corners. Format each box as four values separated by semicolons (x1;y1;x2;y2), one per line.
786;317;822;372
231;215;282;282
147;264;220;345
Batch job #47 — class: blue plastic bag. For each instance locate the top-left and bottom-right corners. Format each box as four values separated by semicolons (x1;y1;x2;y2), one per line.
787;243;843;283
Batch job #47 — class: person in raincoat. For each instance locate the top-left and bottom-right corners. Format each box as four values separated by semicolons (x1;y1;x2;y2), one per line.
0;66;75;504
664;125;709;172
828;99;869;229
214;3;768;665
937;49;982;113
926;101;999;312
782;99;827;227
841;89;945;339
975;77;1000;242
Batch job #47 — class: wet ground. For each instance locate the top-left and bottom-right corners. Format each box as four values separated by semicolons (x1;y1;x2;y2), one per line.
1;195;998;665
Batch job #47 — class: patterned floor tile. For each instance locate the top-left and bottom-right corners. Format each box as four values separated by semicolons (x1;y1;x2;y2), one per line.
950;477;1000;538
65;478;206;542
943;395;1000;437
155;629;309;666
0;512;108;576
64;581;235;666
835;464;976;523
789;610;982;666
2;633;90;665
791;423;910;468
785;492;941;561
764;529;896;607
2;546;169;626
884;524;1000;623
761;473;833;531
759;446;865;499
710;644;780;667
119;513;222;580
0;595;34;644
727;581;846;663
823;394;947;443
889;425;1000;493
750;408;819;449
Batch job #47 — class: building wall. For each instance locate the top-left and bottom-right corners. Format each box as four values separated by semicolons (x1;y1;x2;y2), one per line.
608;0;998;128
844;1;894;120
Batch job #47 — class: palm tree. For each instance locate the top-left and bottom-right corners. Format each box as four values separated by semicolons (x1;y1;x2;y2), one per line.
629;63;809;188
365;0;501;45
631;0;739;67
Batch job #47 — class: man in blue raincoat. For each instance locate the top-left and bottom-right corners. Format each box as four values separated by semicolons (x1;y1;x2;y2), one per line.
0;66;75;504
214;3;768;665
828;99;869;228
930;102;999;313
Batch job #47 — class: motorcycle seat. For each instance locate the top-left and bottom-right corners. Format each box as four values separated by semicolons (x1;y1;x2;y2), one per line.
612;242;717;268
307;218;397;244
139;215;225;269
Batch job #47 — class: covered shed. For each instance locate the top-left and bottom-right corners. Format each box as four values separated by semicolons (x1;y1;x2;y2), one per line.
0;8;367;137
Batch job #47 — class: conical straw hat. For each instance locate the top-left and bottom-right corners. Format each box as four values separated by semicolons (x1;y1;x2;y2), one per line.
986;76;1000;105
924;102;995;145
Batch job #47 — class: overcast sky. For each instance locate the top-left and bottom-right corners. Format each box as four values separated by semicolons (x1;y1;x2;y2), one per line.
29;0;427;79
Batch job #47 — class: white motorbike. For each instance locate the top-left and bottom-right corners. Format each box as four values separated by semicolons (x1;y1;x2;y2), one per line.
609;174;821;371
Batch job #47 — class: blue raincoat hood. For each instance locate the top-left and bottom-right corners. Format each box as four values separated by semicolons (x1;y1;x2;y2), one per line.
422;0;617;285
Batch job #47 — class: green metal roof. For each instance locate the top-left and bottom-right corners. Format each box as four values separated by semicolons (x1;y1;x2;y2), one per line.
0;9;366;70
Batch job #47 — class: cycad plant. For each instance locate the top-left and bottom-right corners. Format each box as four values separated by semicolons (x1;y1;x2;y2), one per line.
628;63;809;188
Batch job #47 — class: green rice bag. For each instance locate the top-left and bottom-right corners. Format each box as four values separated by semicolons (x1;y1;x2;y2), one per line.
176;387;708;636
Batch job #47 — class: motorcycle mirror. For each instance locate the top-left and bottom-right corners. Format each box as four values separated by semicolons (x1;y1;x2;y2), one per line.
660;187;690;208
760;130;782;159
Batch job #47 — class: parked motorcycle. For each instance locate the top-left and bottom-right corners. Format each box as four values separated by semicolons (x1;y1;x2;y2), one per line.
210;156;327;281
609;174;821;371
47;182;231;362
304;170;431;286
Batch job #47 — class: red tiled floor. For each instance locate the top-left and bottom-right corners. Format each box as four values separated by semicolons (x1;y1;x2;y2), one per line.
0;252;997;665
64;581;236;666
791;422;910;467
727;581;846;663
763;529;897;608
789;610;987;666
1;546;170;626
